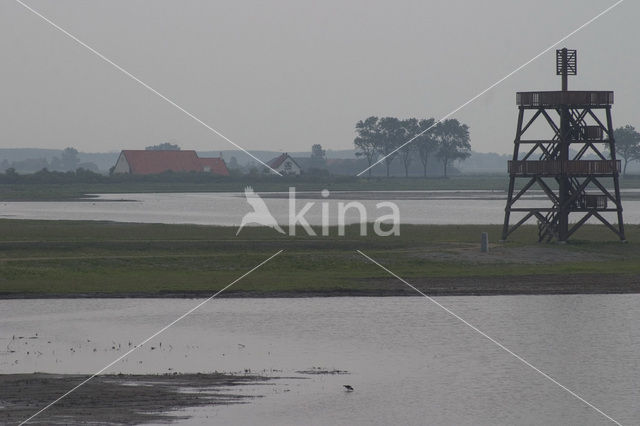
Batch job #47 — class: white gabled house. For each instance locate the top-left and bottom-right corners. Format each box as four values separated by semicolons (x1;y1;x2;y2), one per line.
266;153;302;175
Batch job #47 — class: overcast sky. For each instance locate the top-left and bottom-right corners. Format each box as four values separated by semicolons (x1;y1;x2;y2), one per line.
1;0;638;155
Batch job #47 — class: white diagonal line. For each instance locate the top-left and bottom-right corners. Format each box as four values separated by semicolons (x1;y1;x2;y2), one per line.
19;249;284;425
14;0;282;176
356;249;622;425
357;0;625;176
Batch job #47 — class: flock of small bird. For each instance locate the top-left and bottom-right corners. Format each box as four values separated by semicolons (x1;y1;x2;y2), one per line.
1;333;179;367
3;333;355;393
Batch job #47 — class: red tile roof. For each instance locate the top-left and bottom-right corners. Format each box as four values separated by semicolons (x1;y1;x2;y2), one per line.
197;157;230;176
120;150;229;175
267;153;288;169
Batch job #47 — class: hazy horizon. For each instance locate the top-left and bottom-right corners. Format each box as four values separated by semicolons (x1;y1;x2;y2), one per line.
2;0;638;156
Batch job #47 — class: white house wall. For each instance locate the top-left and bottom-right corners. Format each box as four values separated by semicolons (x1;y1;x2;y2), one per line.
112;153;131;174
277;158;301;175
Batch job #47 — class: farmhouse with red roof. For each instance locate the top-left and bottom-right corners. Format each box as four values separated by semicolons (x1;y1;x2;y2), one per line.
112;150;229;176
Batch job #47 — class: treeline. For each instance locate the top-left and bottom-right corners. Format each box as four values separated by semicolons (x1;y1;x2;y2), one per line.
0;168;235;184
0;167;359;185
0;147;100;174
354;117;471;177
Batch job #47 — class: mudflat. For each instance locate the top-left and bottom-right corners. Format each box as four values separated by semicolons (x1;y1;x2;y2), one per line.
0;372;271;425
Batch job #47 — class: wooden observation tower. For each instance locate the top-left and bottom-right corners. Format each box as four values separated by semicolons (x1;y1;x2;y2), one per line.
501;48;625;242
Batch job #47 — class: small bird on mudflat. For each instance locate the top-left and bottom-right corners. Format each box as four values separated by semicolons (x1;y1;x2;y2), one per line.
343;385;354;392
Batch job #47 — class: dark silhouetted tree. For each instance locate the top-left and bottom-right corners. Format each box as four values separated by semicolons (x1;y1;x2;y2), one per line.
61;147;80;171
414;118;437;178
227;156;240;169
310;144;327;170
146;142;180;151
4;167;19;183
377;117;404;177
354;117;380;177
433;119;471;177
399;118;418;177
613;125;640;177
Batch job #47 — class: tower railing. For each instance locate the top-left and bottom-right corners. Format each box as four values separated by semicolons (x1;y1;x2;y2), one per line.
516;91;614;107
508;159;620;176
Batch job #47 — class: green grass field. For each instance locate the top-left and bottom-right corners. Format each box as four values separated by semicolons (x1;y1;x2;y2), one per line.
1;219;638;296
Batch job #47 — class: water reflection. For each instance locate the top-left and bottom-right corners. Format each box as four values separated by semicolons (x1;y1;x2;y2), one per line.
1;191;638;226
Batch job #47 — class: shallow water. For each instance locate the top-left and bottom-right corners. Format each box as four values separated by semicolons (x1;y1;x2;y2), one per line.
2;296;639;425
1;190;638;226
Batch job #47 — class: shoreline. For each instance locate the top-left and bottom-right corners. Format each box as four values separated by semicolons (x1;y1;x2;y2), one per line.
0;372;272;425
3;273;639;299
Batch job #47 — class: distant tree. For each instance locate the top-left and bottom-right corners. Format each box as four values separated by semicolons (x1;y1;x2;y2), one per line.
61;147;80;171
5;167;18;178
77;162;100;173
244;160;260;176
354;117;381;177
1;167;19;184
49;156;62;171
613;125;640;177
11;157;49;173
75;167;103;181
414;118;437;178
227;156;240;170
306;167;330;177
146;142;180;151
433;119;471;177
399;119;418;177
310;144;327;170
311;144;326;160
226;156;243;176
377;117;405;177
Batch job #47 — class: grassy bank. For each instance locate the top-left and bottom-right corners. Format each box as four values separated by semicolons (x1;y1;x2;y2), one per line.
0;176;507;200
3;174;640;201
0;220;638;297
